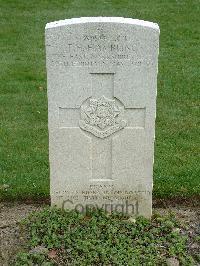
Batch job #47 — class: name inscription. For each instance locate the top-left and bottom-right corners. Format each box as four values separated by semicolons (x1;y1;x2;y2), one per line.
49;33;155;67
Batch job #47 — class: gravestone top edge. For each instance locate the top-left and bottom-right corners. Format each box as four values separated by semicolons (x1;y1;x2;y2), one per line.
45;17;159;32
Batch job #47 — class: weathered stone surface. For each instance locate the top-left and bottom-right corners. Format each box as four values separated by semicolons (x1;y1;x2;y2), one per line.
45;17;159;217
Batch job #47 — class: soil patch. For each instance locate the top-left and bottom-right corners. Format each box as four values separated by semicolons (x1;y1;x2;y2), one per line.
0;202;199;265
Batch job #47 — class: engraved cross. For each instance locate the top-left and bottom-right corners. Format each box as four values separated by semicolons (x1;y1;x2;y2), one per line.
59;72;145;182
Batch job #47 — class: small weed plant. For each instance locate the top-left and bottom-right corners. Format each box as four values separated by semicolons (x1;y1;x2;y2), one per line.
14;207;195;265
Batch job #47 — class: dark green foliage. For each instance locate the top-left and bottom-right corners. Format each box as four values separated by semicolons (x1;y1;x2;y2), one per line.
15;208;194;265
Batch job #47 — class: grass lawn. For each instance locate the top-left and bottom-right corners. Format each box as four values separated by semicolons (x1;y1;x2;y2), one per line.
0;0;199;201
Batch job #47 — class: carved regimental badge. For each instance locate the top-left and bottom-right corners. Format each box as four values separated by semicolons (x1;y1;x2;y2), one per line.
79;96;127;138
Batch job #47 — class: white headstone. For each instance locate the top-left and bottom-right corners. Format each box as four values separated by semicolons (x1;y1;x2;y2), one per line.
45;17;159;217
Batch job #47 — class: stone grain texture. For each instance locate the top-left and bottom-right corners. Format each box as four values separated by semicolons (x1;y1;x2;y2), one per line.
45;17;160;217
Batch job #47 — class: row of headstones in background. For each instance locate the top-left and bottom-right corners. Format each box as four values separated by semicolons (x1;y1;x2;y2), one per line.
45;17;160;217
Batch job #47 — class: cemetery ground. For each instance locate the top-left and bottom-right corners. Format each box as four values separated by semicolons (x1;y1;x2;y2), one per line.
0;0;199;202
0;203;199;265
0;0;199;265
